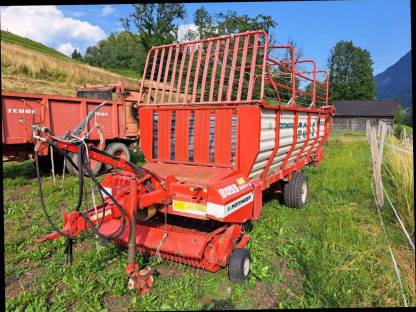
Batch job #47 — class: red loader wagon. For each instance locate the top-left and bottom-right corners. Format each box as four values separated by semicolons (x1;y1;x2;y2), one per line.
32;30;335;294
2;81;140;174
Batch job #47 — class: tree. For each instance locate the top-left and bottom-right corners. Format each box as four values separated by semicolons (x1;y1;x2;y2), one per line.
71;49;82;61
194;7;215;39
121;4;186;52
185;8;277;41
83;31;146;73
215;11;276;38
394;106;413;126
328;41;376;100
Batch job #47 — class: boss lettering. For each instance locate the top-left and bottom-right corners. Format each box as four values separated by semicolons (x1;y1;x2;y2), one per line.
218;184;240;199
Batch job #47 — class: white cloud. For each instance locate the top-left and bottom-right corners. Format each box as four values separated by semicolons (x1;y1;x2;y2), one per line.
71;11;84;18
177;23;198;42
0;6;106;53
57;42;78;56
100;5;114;17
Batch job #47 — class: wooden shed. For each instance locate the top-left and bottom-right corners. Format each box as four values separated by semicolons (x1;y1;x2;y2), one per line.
331;100;400;131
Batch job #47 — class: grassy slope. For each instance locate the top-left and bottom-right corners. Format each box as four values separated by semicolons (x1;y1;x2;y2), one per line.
1;31;69;59
4;132;415;310
1;32;139;96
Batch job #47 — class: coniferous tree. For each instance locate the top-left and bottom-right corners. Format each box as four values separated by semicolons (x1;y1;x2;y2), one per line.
71;49;82;61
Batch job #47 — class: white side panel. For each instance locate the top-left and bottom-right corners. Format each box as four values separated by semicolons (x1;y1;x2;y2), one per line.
249;110;328;179
249;108;276;178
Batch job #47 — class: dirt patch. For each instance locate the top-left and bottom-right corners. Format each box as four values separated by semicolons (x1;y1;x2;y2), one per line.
5;267;44;299
4;185;34;202
246;281;279;309
102;295;131;312
74;240;92;253
154;262;186;279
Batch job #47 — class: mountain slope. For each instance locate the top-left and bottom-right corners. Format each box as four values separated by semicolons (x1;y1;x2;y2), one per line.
374;51;412;108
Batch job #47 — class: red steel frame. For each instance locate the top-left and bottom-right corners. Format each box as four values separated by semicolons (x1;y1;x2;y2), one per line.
33;30;335;294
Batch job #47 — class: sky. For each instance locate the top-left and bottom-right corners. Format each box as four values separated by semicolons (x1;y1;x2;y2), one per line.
0;1;411;75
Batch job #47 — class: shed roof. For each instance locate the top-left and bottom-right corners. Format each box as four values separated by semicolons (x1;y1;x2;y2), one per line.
331;100;400;117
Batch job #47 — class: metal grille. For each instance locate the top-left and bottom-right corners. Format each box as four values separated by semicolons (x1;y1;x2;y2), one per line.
139;30;268;105
150;108;238;167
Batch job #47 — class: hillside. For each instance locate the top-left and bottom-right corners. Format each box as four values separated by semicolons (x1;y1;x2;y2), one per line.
1;31;139;96
374;51;412;108
1;30;69;59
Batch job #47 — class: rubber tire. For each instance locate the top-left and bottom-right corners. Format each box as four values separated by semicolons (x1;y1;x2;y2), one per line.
65;152;102;176
283;171;307;208
228;248;251;283
104;142;131;170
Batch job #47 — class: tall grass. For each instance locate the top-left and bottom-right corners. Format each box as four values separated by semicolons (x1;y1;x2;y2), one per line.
1;42;138;89
382;133;414;236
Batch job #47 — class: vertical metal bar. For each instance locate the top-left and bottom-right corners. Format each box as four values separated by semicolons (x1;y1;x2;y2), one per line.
138;48;153;105
325;71;330;106
247;33;259;101
262;110;280;186
290;47;296;107
194;109;210;163
176;45;188;103
200;41;213;103
153;48;165;104
214;109;232;166
168;45;180;103
311;63;317;107
260;31;268;101
161;46;173;104
175;110;190;161
209;40;221;102
217;38;230;102
306;113;321;160
280;111;299;171
147;49;159;104
192;43;203;102
295;113;311;164
226;36;240;101
236;35;250;101
184;44;196;103
157;110;171;161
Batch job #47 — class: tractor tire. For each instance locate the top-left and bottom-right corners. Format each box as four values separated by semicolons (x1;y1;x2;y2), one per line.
228;248;251;283
104;142;131;170
283;171;307;208
65;152;102;176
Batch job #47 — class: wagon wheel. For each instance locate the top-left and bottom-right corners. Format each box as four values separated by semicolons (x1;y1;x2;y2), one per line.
104;142;131;170
66;151;103;176
283;171;308;208
228;248;251;283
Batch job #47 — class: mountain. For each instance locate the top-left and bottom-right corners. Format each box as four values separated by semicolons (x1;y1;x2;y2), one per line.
374;51;412;108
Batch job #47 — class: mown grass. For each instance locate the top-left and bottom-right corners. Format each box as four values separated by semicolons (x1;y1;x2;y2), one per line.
3;132;415;310
1;42;138;96
1;30;69;60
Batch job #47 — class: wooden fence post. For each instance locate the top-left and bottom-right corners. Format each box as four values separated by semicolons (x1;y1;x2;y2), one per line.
369;122;386;209
366;119;370;143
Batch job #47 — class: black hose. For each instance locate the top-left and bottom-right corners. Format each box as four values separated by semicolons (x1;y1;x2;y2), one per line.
35;143;127;242
36;136;164;243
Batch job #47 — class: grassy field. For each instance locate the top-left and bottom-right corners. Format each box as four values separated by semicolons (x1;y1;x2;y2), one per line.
3;132;415;310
